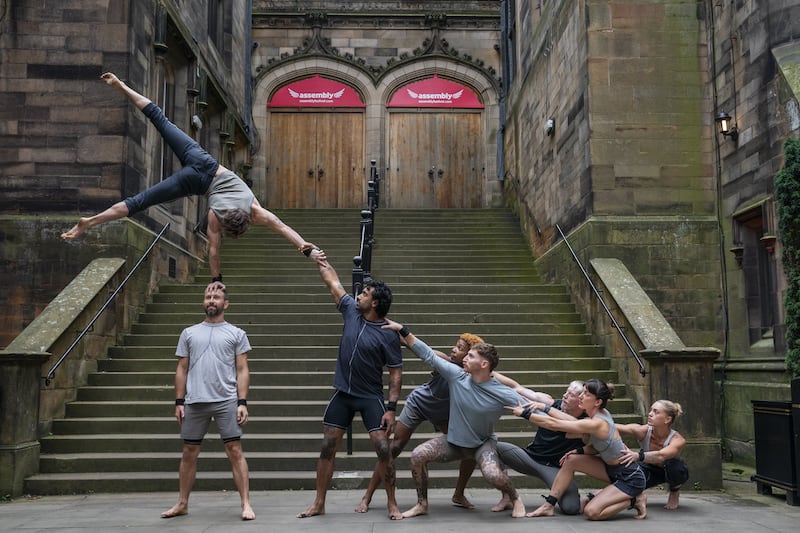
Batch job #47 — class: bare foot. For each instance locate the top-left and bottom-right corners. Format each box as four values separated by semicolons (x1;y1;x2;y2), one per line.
388;503;403;520
452;494;475;509
161;503;188;518
354;497;370;513
633;492;648;520
297;504;324;518
401;502;428;518
61;218;90;240
511;497;526;518
526;501;555;518
241;503;255;521
491;495;512;512
665;490;680;510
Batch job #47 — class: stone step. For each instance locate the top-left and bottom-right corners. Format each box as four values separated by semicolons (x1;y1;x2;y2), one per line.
74;383;631;402
96;357;610;374
107;344;605;359
129;322;590;336
85;368;617;387
28;207;638;496
49;407;638;435
133;311;588;325
23;467;616;494
115;332;593;347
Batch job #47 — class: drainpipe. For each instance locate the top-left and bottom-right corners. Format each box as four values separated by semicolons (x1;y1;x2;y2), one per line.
245;0;254;146
706;0;732;450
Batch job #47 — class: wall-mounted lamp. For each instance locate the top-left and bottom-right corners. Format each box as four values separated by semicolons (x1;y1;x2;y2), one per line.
715;112;739;141
545;118;555;137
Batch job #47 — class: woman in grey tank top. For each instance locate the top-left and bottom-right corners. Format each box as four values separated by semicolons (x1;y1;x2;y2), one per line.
616;400;689;513
510;378;646;520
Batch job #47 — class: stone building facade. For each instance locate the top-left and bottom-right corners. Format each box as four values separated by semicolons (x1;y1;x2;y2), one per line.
500;0;800;465
2;0;799;470
0;0;252;348
249;1;503;210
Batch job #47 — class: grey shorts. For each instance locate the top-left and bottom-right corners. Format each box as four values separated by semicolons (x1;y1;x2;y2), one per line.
181;399;242;444
397;401;447;432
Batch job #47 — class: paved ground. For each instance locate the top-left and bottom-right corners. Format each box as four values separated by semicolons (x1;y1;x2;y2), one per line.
2;464;798;532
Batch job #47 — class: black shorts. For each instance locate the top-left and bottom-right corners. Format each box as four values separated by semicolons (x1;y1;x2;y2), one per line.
323;390;386;432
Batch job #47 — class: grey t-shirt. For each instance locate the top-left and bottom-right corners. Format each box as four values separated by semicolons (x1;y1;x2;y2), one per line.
408;338;524;448
208;170;254;219
176;321;251;403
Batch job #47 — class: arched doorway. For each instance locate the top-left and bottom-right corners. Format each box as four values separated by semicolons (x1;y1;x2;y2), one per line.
266;75;366;208
386;75;485;208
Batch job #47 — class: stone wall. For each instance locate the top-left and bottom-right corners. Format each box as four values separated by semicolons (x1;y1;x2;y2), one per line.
0;1;249;348
709;1;800;464
505;0;719;342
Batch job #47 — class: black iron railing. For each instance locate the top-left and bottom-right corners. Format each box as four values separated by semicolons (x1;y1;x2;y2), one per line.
352;160;380;297
346;162;380;455
556;224;646;377
44;223;170;386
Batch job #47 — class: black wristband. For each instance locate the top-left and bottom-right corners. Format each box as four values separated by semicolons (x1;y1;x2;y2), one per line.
211;275;223;283
638;449;645;462
237;399;247;406
519;406;533;419
576;447;584;454
543;404;552;414
302;248;312;257
386;401;397;412
399;326;410;337
175;398;185;406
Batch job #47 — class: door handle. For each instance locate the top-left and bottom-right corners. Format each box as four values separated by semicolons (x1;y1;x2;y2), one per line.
317;167;324;180
307;168;314;178
437;168;444;178
428;166;435;180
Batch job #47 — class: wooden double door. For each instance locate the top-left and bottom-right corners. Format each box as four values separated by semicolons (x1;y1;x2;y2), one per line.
387;111;483;208
267;111;365;208
267;110;483;208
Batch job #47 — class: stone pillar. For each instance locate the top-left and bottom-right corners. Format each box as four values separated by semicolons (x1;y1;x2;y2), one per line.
641;347;722;489
0;351;50;498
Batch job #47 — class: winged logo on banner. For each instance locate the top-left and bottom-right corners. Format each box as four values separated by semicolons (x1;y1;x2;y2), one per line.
288;88;300;98
453;89;463;99
407;89;419;98
333;88;345;98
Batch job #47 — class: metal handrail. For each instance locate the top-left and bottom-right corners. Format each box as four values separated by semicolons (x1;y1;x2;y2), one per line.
346;162;380;455
556;224;646;377
44;223;170;386
352;161;379;297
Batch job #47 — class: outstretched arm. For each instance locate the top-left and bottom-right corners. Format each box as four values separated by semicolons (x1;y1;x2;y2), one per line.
101;72;151;110
250;202;325;264
493;371;554;403
318;261;347;304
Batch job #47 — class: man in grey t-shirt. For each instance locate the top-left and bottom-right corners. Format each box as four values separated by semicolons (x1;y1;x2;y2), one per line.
161;283;255;521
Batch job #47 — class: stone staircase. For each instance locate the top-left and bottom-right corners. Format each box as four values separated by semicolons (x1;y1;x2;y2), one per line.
25;208;638;494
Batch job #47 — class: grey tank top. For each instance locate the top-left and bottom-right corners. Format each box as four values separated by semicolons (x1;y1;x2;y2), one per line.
639;425;676;452
207;170;254;218
589;409;627;463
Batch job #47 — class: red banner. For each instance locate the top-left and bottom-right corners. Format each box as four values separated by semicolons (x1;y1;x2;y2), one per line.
268;75;365;108
387;75;484;109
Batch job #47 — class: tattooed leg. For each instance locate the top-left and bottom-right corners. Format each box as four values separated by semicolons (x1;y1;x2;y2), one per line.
369;429;402;520
476;441;526;518
402;435;458;518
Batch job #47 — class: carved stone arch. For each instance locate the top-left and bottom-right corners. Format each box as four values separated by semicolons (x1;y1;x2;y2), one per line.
250;58;378;205
378;58;502;207
377;58;499;108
